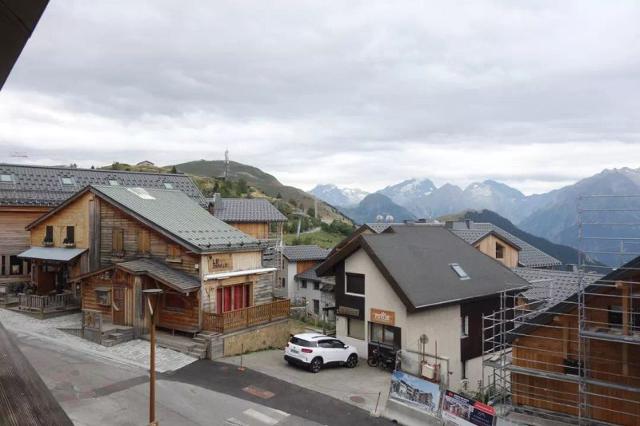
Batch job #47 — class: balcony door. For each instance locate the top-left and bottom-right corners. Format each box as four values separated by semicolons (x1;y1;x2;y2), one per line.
216;283;252;314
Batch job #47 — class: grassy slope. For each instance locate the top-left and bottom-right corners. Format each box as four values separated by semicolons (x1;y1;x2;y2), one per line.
284;230;346;249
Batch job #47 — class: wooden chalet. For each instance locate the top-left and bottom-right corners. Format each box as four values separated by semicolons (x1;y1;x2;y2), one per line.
500;257;640;425
18;184;289;344
0;164;204;306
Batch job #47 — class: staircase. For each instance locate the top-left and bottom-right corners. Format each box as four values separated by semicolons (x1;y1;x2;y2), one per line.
147;331;217;359
200;330;224;359
101;328;134;347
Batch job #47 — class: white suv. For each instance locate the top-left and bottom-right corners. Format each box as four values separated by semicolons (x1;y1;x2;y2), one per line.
284;333;359;373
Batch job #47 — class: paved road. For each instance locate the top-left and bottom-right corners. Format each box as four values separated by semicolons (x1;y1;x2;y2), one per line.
167;360;391;426
12;329;390;425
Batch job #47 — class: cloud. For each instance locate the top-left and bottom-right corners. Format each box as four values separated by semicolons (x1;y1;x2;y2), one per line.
1;0;639;195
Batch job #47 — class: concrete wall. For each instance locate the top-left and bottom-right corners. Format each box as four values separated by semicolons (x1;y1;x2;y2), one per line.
274;258;297;300
293;278;335;319
219;319;306;357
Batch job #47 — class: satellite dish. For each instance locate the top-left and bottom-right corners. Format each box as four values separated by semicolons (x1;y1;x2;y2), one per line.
375;214;384;223
385;215;394;223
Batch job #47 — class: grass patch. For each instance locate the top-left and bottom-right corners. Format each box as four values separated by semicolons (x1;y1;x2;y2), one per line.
284;230;345;248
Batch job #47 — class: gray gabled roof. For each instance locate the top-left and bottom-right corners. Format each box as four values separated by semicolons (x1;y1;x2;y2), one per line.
116;258;200;292
0;164;205;207
210;198;287;223
514;267;603;309
295;264;336;285
282;245;330;262
447;221;561;268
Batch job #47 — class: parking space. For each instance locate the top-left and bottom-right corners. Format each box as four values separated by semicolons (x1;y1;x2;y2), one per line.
221;349;392;415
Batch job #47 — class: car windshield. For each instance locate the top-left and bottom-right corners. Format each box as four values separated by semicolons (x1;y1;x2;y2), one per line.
290;337;317;347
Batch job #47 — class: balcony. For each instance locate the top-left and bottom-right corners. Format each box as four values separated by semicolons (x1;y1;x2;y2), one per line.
203;299;290;334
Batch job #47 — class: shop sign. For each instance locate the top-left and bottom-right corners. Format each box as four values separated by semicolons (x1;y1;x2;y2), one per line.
208;253;231;272
371;308;395;326
442;390;496;426
336;306;359;317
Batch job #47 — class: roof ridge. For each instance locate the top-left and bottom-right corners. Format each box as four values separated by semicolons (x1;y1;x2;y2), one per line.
0;163;186;177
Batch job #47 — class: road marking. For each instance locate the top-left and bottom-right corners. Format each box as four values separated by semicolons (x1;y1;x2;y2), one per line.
243;385;275;399
225;418;249;426
269;408;290;418
243;408;279;425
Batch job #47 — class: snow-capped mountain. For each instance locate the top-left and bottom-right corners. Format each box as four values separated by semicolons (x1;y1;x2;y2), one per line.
310;184;368;207
378;178;437;217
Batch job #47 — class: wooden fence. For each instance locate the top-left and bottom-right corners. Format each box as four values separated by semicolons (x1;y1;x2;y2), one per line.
18;293;79;314
203;299;290;333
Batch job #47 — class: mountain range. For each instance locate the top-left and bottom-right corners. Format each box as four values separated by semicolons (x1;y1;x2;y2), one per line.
312;167;640;265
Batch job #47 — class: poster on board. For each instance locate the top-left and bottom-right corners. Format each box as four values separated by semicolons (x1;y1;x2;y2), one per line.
388;370;441;416
442;390;496;426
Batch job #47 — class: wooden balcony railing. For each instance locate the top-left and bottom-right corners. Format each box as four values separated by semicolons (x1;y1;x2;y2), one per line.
18;293;79;314
203;299;290;334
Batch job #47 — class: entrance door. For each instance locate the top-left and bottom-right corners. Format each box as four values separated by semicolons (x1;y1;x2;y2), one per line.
112;286;125;325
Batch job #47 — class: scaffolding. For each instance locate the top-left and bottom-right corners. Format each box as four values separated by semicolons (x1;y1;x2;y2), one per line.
482;195;640;425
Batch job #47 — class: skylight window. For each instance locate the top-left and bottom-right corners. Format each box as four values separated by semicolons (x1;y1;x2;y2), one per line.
127;187;155;200
163;182;174;189
0;174;13;183
61;177;75;185
109;179;119;186
450;263;470;280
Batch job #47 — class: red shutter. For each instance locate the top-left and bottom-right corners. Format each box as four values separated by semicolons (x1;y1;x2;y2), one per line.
233;285;243;310
223;287;232;312
216;288;223;314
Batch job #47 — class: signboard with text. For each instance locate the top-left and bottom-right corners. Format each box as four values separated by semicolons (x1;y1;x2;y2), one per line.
442;390;496;426
370;308;395;326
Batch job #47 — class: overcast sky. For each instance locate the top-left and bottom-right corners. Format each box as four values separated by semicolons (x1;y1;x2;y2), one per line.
1;1;639;195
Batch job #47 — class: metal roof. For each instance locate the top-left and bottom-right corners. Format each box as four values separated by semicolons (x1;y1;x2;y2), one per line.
0;164;205;207
18;247;87;262
116;258;201;292
210;198;287;223
282;245;330;262
91;185;259;252
447;221;561;268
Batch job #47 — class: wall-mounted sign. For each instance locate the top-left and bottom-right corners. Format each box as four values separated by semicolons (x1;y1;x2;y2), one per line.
337;306;360;317
208;253;231;272
371;308;395;326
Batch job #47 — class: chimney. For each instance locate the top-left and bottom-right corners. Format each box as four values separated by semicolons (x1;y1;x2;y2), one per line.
208;192;220;214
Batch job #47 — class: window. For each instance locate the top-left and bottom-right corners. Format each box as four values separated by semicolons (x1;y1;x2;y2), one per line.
461;315;469;337
313;282;320;290
347;318;365;340
280;277;285;288
289;336;317;348
450;263;470;280
370;322;397;347
331;340;346;349
64;226;75;245
108;179;119;186
300;280;307;289
95;288;111;306
318;339;333;349
609;305;622;328
44;226;54;243
163;182;173;189
112;228;124;254
313;299;320;315
495;243;505;259
137;229;150;254
167;244;181;261
61;177;75;185
0;174;13;183
9;256;22;275
346;273;365;295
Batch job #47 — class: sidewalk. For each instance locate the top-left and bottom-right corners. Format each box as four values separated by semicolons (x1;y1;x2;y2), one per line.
221;349;392;415
0;308;196;373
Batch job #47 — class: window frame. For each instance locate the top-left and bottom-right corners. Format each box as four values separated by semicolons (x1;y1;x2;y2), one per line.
461;315;469;338
61;176;75;186
64;226;75;245
300;280;307;289
95;289;112;306
347;318;365;340
44;225;54;243
0;174;13;183
495;242;505;259
112;228;125;255
345;273;365;297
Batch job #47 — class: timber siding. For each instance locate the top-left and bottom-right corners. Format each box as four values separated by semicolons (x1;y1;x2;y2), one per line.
99;201;199;277
255;272;274;305
30;192;92;249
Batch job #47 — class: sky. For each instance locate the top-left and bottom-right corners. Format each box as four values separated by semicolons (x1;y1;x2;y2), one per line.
1;1;639;195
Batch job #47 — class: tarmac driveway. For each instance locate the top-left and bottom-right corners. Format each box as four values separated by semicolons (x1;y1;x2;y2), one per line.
221;349;392;415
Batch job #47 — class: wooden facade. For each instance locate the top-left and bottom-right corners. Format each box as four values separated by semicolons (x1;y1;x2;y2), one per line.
511;284;640;425
227;222;270;240
473;233;519;268
0;207;48;282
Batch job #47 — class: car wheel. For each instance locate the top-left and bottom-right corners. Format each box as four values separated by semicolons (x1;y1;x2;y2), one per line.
345;354;358;368
309;357;323;373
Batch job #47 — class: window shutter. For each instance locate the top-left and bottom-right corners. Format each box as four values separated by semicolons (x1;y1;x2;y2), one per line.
113;229;124;252
138;229;150;253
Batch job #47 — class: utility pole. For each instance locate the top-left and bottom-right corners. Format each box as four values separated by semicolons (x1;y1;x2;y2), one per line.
144;288;163;426
224;149;229;181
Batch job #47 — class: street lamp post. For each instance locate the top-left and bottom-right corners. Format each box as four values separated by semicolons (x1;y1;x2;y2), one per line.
143;288;163;426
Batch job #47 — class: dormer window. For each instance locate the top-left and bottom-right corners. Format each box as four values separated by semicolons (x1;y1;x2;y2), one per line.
496;243;505;259
450;263;470;280
163;182;174;189
61;177;75;185
0;174;13;183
